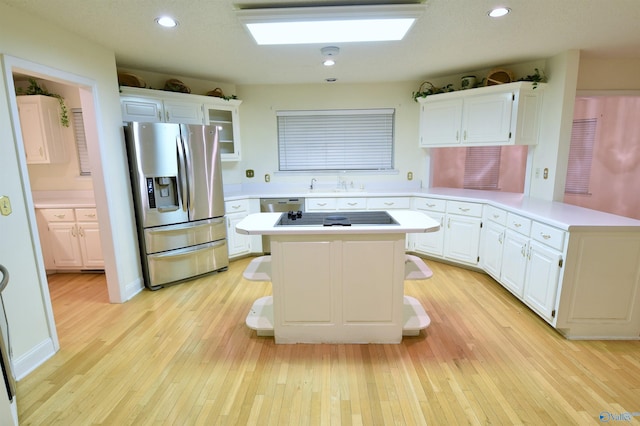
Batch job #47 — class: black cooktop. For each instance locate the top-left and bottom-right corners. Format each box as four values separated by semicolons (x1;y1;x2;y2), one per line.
276;211;399;227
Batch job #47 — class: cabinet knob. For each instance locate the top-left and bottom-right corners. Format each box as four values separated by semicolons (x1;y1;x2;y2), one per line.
459;207;470;212
384;202;394;206
540;233;551;240
426;203;436;208
54;214;66;219
514;222;522;228
317;203;327;206
347;202;357;206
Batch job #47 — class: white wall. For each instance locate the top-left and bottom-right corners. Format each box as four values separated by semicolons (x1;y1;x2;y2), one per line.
0;2;140;378
234;82;423;189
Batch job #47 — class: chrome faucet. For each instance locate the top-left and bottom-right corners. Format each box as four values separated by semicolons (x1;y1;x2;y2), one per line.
310;178;317;190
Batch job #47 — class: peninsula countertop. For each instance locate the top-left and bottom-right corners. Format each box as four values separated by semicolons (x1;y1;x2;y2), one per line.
235;210;441;235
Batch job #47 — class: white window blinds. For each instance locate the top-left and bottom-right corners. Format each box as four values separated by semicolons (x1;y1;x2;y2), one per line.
463;146;502;190
565;118;596;195
277;109;394;171
71;108;91;176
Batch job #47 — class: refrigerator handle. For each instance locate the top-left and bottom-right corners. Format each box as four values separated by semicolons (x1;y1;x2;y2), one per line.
176;136;189;212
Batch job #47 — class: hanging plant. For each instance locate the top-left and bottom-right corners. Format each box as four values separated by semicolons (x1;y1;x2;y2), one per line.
412;81;455;102
16;78;70;127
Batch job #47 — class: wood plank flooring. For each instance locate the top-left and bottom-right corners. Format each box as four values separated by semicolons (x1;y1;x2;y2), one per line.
17;257;640;425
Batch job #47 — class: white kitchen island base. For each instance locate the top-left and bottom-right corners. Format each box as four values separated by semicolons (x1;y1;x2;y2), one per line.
246;295;431;338
236;210;440;344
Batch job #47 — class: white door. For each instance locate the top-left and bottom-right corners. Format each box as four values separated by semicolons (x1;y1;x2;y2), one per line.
78;222;104;268
462;92;513;144
444;215;481;265
414;212;444;256
48;223;83;268
500;230;528;298
523;241;562;321
480;220;504;280
419;99;463;146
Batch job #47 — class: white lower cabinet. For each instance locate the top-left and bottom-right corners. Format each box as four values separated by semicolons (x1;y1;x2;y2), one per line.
500;229;529;298
443;201;482;266
39;208;104;270
226;199;252;258
523;240;563;320
480;219;505;280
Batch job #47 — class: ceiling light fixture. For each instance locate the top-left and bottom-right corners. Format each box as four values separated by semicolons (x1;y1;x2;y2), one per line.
488;7;511;18
321;46;339;66
155;16;178;28
237;4;423;45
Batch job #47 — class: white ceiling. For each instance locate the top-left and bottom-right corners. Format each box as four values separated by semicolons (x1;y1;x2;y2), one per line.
3;0;640;85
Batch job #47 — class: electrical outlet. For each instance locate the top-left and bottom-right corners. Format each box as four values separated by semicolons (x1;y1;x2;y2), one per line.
407;171;413;181
264;174;270;182
0;195;12;216
246;169;254;178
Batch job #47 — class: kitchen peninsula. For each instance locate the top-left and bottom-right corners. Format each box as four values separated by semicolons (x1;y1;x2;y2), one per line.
236;210;440;343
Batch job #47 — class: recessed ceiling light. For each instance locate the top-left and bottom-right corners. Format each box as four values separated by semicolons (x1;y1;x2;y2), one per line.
488;7;511;18
237;4;423;45
156;16;178;28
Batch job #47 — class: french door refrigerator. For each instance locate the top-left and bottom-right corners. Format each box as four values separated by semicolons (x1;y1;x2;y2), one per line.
124;122;228;290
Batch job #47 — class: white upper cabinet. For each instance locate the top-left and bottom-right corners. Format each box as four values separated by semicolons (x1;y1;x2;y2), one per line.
120;87;242;161
17;95;67;164
418;81;544;147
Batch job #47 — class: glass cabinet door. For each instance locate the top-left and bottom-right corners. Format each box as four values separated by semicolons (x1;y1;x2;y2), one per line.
204;101;242;161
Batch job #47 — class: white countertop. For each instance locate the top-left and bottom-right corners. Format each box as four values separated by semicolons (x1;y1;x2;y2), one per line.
236;210;441;235
31;191;97;208
224;184;640;231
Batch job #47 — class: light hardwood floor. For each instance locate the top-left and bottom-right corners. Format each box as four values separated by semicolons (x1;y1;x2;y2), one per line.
17;257;640;425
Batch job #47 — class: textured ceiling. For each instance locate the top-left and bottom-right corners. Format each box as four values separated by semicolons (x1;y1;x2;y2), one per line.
2;0;640;85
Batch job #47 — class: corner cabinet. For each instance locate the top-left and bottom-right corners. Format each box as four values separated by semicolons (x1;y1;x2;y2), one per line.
120;87;242;161
418;81;544;147
16;95;67;164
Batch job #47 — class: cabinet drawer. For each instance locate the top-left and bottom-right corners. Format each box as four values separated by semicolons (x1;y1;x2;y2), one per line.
225;199;250;214
306;198;337;211
367;197;410;210
414;197;446;212
337;198;367;210
506;213;531;236
446;200;482;217
485;205;507;225
40;208;75;222
75;208;98;221
531;222;565;251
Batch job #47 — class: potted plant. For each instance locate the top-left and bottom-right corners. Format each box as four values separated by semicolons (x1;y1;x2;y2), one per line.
412;81;455;102
16;78;70;127
518;68;547;89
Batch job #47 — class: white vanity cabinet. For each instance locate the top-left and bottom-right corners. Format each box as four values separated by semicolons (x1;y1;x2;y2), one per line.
16;95;67;164
226;199;253;258
120;87;242;161
418;82;544;147
38;207;104;270
443;200;483;266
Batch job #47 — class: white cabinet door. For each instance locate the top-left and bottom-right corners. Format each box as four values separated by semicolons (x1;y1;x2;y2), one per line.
462;92;513;144
419;99;463;146
121;96;164;122
523;240;562;321
17;95;66;164
480;220;504;280
227;214;251;257
500;230;529;298
205;104;242;161
78;222;104;268
47;223;83;268
413;212;444;257
443;215;481;265
164;100;203;124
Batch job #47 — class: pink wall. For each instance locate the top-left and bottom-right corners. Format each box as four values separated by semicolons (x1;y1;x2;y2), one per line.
431;145;528;193
564;96;640;220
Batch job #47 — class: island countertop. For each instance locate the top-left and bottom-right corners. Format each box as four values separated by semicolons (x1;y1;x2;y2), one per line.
236;210;440;235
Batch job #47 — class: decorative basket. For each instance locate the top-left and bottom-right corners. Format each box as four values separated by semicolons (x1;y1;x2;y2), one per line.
164;79;191;93
206;88;225;98
117;72;146;88
485;68;514;86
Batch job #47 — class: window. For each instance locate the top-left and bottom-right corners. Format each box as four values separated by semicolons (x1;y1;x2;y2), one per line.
71;108;91;176
463;146;502;190
277;109;394;171
565;118;596;195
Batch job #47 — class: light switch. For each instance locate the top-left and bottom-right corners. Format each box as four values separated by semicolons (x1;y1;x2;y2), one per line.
0;195;12;216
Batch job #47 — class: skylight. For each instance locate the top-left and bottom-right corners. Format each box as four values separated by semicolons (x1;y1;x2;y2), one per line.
237;4;423;45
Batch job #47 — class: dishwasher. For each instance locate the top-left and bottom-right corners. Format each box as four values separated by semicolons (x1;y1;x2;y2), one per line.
260;197;305;253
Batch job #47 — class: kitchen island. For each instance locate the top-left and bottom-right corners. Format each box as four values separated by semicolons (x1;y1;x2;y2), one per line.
236;210;440;343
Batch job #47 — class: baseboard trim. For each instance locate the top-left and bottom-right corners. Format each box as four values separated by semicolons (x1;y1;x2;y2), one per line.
13;338;56;380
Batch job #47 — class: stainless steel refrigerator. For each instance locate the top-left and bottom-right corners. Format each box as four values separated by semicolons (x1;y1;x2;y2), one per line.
124;122;229;290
